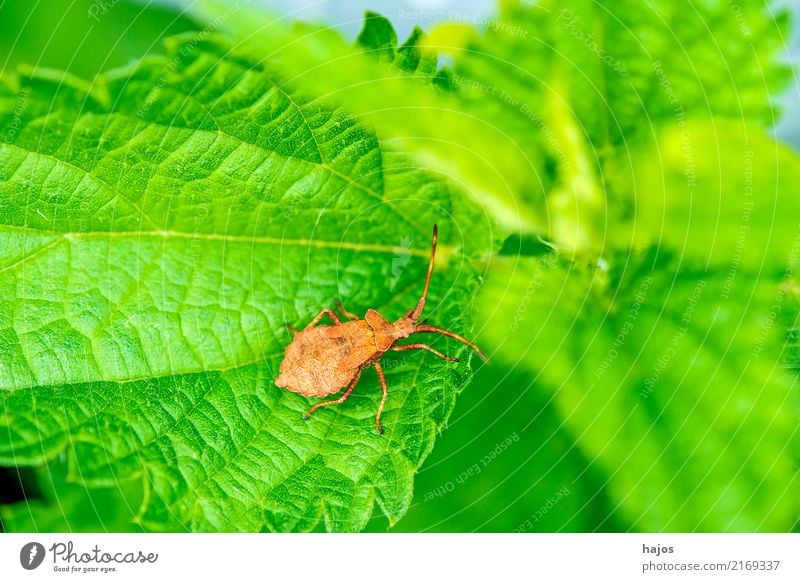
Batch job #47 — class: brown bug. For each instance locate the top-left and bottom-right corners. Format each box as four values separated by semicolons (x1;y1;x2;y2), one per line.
275;225;487;434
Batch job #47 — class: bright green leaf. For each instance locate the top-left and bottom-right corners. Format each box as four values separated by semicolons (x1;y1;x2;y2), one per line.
477;253;799;530
372;365;626;532
610;119;800;270
395;27;439;76
0;460;143;532
357;11;398;62
0;0;201;78
189;1;792;253
0;35;491;532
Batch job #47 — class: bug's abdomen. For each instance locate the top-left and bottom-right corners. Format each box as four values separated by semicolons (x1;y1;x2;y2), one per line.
275;322;377;397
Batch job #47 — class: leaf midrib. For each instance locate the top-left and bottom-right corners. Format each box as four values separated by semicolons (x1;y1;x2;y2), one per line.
0;224;444;274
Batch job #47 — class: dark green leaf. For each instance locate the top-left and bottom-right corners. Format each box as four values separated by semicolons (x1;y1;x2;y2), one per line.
357;11;398;62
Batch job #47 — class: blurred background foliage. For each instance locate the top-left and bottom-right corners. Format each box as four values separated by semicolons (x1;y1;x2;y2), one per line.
1;0;798;532
0;0;200;78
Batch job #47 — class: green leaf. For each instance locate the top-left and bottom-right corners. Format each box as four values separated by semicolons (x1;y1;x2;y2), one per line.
0;0;201;78
395;27;439;76
444;0;793;252
610;120;800;270
467;0;792;147
0;460;143;532
357;11;398;62
466;114;800;531
477;252;799;531
370;365;626;532
356;13;438;75
3;0;796;535
182;2;556;235
0;35;491;532
188;1;792;253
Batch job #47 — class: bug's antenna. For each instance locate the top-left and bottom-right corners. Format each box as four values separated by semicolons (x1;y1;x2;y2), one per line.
411;224;438;320
415;324;489;362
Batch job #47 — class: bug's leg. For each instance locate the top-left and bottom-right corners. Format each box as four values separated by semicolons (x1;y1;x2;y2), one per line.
285;323;299;336
391;343;458;362
304;308;341;330
373;363;389;435
414;324;489;362
304;369;362;420
335;300;359;321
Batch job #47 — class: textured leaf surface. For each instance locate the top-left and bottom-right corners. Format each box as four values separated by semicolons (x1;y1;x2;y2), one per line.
0;36;491;531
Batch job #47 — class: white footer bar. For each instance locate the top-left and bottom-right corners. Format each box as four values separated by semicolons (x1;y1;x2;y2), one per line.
1;533;797;581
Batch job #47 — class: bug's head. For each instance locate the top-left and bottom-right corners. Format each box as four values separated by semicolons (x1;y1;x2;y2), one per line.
391;316;417;339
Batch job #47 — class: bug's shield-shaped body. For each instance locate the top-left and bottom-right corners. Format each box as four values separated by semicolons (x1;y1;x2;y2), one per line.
275;320;379;397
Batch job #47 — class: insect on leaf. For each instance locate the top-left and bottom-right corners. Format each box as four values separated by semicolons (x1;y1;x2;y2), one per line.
0;34;492;532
